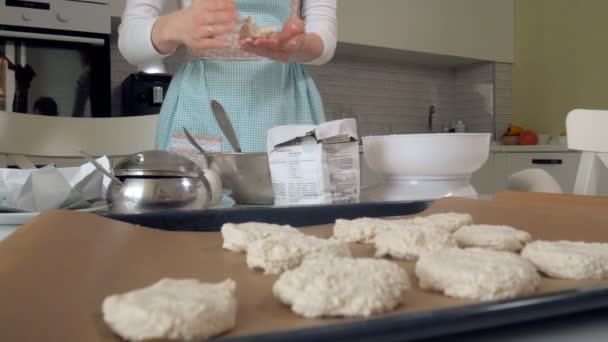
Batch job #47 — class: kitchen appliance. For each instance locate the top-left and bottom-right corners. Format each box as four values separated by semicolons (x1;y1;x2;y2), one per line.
0;0;111;117
121;73;172;116
106;150;218;214
361;133;491;201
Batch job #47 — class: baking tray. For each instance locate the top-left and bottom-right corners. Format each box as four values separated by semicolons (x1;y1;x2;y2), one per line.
2;194;608;341
102;196;608;342
105;201;431;231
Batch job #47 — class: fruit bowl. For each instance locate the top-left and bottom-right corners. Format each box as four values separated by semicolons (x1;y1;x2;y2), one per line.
362;133;491;180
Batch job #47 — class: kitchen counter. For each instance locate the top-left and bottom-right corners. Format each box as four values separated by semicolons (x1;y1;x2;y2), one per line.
490;144;573;153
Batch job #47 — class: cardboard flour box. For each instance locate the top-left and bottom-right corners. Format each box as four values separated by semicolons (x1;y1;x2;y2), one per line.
267;119;360;206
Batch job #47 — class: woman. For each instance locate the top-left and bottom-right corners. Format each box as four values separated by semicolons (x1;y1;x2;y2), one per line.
119;0;337;152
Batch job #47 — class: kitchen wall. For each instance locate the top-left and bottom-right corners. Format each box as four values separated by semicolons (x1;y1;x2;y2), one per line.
110;19;511;137
513;0;608;136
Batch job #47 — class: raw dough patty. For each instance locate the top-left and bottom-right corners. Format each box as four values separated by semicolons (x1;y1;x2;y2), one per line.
221;222;302;252
374;225;456;261
408;212;474;233
273;257;410;318
102;278;237;341
416;248;540;301
453;224;532;252
247;233;352;275
239;17;277;39
522;240;608;280
332;217;408;243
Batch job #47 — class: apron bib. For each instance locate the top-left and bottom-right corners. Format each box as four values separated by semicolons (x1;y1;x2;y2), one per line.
158;0;325;153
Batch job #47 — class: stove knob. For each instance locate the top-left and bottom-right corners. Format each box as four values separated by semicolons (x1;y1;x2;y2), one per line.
56;12;70;23
21;13;32;21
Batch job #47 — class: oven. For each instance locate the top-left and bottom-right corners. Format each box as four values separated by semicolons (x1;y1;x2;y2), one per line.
0;0;111;117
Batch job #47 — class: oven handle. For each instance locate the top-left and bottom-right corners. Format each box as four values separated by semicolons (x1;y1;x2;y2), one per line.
0;30;105;46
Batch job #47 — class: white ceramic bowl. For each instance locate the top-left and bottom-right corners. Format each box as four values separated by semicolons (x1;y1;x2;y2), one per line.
362;133;491;180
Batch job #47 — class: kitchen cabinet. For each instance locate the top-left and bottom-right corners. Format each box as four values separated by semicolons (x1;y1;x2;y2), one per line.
502;152;581;193
337;0;514;65
111;0;180;17
473;151;582;195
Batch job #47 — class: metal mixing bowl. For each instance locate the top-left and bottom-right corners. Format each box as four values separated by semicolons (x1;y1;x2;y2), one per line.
206;152;274;205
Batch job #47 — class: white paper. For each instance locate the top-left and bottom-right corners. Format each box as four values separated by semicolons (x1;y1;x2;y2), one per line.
267;119;360;206
0;157;111;212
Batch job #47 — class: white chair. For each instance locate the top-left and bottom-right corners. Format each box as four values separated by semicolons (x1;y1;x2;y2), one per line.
568;109;608;196
507;109;608;196
0;111;158;168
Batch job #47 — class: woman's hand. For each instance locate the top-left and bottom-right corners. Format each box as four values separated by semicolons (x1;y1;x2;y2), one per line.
240;17;324;63
152;0;239;54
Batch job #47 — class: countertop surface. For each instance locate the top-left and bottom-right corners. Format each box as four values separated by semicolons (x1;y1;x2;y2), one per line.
490;144;574;153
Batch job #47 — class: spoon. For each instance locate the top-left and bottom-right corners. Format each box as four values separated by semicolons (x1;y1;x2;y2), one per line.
183;127;212;167
79;150;123;185
210;100;242;153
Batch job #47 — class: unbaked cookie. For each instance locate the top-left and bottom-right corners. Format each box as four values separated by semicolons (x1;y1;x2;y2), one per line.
453;224;532;252
416;248;540;301
332;217;408;243
273;257;410;318
522;240;608;280
247;233;351;275
408;212;474;233
102;278;237;341
221;222;302;252
374;225;456;261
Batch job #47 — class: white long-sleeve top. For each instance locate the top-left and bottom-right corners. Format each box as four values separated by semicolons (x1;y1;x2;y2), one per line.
118;0;337;67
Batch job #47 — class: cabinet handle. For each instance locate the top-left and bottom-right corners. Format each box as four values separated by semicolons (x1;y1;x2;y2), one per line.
532;159;563;165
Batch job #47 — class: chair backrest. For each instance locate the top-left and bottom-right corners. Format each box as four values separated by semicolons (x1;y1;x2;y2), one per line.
567;109;608;153
0;111;158;167
566;109;608;196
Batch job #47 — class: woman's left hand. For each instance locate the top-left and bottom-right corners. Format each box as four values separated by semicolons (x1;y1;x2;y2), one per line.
240;17;306;62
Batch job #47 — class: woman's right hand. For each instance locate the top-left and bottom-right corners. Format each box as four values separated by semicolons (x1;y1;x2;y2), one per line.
152;0;239;54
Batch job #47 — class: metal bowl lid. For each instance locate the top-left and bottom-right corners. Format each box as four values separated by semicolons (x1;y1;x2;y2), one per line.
113;150;202;177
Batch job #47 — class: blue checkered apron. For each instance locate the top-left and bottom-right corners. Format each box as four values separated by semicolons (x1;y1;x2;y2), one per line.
156;0;326;152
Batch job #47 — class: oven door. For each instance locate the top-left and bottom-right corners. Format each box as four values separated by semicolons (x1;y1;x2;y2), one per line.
0;26;111;117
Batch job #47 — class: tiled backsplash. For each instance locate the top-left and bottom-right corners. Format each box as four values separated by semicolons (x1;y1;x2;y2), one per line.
110;19;512;138
309;59;512;138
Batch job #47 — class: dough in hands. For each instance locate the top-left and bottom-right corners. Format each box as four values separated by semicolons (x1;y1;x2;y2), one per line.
407;212;474;233
332;217;409;243
239;16;277;39
453;224;532;252
246;233;351;275
273;257;410;318
374;224;457;261
102;278;237;341
522;240;608;280
416;248;540;301
221;222;302;252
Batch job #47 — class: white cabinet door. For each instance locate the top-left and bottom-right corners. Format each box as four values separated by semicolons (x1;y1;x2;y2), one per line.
505;153;581;193
337;0;514;63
